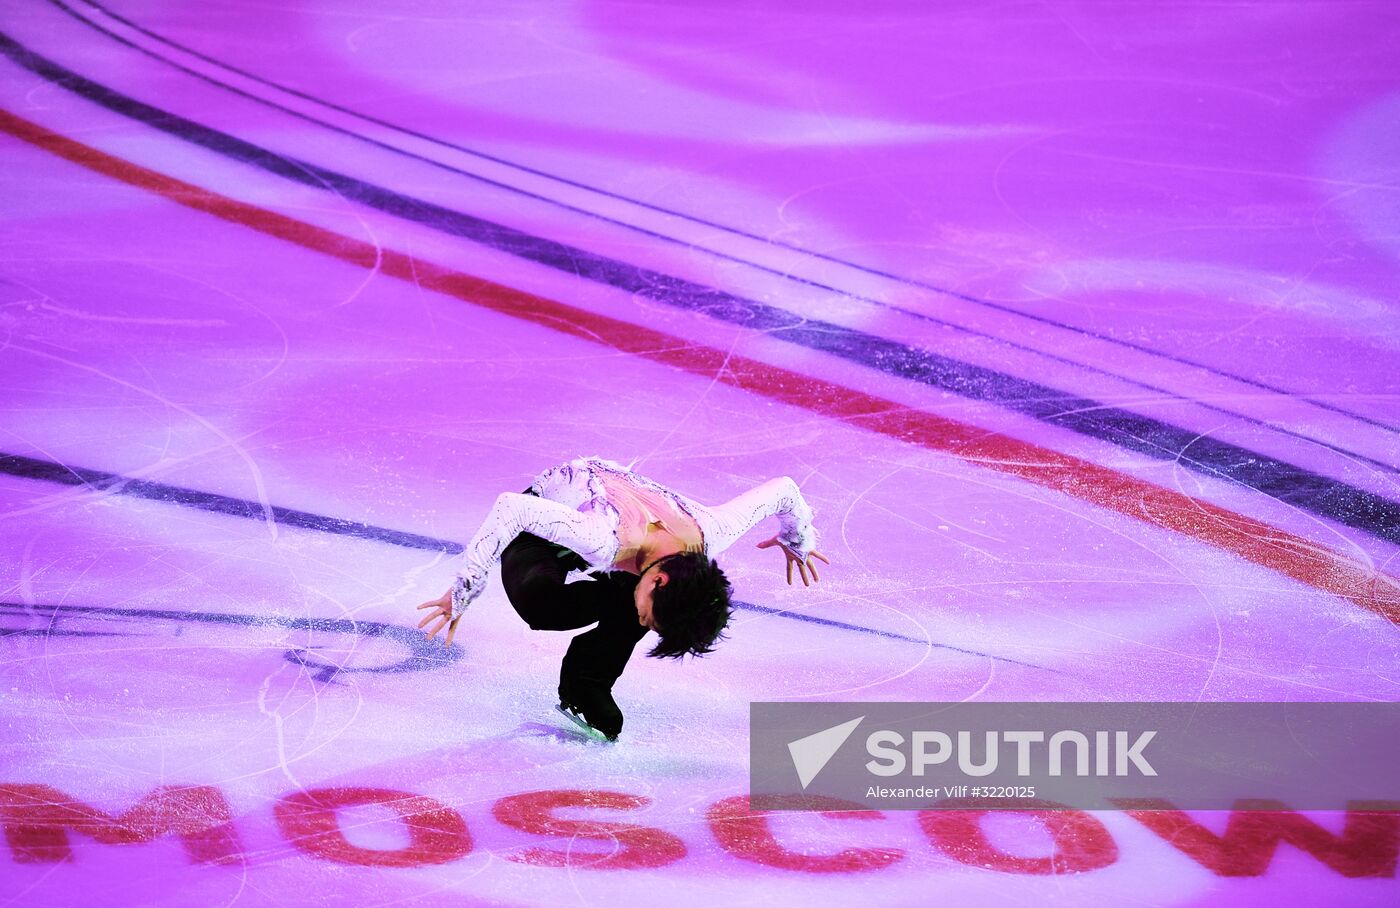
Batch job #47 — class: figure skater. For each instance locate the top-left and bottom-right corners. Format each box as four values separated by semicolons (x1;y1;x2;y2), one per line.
415;457;828;740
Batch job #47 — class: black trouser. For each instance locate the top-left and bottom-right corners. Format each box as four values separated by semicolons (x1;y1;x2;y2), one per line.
499;530;647;739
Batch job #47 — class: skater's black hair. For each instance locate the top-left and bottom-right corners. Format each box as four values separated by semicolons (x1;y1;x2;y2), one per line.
646;552;733;659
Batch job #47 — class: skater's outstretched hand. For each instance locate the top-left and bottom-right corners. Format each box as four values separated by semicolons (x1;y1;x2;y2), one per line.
416;589;462;647
756;536;830;587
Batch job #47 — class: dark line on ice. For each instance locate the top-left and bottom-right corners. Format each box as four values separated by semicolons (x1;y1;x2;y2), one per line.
0;600;462;681
2;31;1398;548
732;600;1056;671
0;451;462;554
62;0;1400;441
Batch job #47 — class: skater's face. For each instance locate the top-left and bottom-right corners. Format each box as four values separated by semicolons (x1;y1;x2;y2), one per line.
634;562;668;632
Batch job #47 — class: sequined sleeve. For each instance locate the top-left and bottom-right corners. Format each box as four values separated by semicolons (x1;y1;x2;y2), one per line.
686;476;817;560
450;492;620;619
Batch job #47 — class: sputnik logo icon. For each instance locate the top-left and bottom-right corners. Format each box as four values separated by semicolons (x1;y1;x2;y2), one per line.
787;716;865;789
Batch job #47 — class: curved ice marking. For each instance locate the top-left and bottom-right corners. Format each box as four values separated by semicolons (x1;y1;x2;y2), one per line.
9;342;283;540
33;301;231;327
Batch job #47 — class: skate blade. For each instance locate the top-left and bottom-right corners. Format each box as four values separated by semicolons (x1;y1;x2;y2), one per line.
554;704;615;743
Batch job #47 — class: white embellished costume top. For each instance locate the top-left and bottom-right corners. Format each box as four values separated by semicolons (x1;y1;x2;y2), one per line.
451;458;817;618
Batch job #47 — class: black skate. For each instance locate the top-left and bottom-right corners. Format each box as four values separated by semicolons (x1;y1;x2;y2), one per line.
555;702;617;743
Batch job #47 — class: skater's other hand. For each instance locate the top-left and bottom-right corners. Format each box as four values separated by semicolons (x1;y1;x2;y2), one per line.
756;536;831;587
416;589;462;646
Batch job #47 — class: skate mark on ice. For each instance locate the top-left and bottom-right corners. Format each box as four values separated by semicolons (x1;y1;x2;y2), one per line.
0;601;462;682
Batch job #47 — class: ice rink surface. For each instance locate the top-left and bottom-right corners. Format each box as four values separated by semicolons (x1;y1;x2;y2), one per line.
1;1;1398;905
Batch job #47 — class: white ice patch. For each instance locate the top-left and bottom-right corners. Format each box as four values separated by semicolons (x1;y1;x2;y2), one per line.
324;1;1024;147
1025;257;1394;322
1320;91;1400;268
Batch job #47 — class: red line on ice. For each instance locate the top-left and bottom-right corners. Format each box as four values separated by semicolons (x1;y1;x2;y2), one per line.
3;108;1395;625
